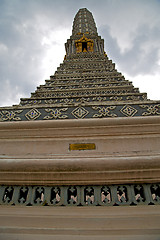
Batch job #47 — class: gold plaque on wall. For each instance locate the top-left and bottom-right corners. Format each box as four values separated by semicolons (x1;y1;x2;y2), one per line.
69;143;96;151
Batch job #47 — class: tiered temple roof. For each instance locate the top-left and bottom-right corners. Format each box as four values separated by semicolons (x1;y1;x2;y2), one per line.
0;8;160;121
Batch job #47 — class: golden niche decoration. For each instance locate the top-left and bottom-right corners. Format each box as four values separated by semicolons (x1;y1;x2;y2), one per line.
75;34;94;53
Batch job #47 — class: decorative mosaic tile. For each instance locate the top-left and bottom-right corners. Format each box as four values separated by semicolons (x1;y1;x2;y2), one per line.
71;106;89;119
120;105;137;117
25;108;41;121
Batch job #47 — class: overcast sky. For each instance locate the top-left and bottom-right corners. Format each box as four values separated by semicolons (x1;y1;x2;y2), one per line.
0;0;160;107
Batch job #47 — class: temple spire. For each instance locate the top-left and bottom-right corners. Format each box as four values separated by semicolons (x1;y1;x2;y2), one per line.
72;8;98;36
0;8;159;122
65;8;104;55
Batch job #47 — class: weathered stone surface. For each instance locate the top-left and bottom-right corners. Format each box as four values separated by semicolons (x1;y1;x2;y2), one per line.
0;116;160;186
0;205;160;239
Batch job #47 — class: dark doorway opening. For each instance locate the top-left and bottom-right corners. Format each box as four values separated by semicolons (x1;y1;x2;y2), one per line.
82;42;87;52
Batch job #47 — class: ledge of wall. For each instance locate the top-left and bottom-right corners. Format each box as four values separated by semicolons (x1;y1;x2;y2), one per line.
0;205;160;240
0;116;160;185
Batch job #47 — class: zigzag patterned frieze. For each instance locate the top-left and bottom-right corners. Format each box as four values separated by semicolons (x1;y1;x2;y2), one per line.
37;81;133;89
20;93;147;106
55;69;117;75
45;79;129;86
32;87;138;99
54;72;123;80
20;93;146;107
37;83;132;91
59;62;114;70
49;71;125;80
65;58;107;64
47;76;126;84
65;52;105;59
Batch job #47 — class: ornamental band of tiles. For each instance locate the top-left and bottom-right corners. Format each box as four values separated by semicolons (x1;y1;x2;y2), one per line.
0;7;160;121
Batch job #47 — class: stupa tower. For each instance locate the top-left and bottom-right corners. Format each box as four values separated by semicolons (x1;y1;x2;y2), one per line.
1;8;160;121
0;8;160;239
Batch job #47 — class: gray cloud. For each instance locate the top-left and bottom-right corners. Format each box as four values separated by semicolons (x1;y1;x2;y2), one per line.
100;23;160;76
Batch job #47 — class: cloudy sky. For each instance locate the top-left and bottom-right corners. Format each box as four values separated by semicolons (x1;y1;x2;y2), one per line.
0;0;160;107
